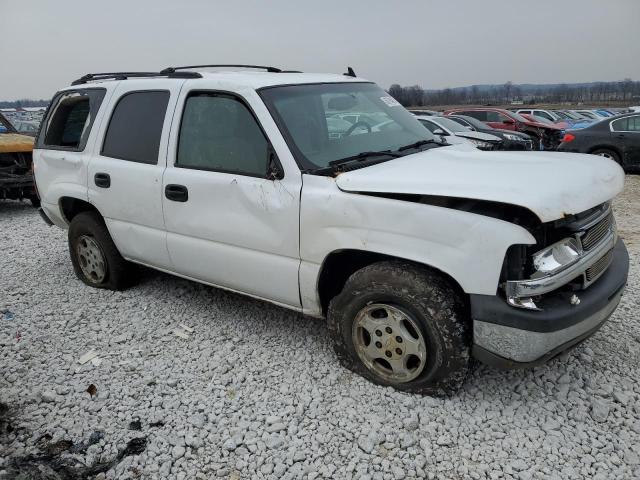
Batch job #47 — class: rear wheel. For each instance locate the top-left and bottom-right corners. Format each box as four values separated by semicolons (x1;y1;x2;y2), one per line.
68;212;134;290
327;261;471;396
591;148;621;165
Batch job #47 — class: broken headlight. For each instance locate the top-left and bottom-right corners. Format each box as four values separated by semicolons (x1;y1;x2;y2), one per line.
530;237;581;279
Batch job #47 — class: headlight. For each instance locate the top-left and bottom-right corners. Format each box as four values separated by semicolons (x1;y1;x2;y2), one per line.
503;133;521;141
531;237;582;278
467;138;493;149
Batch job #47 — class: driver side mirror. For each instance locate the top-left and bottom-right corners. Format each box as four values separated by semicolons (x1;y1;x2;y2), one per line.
432;128;447;136
502;118;515;124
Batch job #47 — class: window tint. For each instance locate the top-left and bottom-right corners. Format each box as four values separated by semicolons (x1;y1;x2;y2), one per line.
518;110;531;115
485;111;502;122
612;116;640;132
535;111;554;121
447;117;472;128
40;89;106;150
102;91;169;164
462;110;488;121
177;94;269;177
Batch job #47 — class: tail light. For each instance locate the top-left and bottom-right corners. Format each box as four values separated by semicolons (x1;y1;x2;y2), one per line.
561;133;575;143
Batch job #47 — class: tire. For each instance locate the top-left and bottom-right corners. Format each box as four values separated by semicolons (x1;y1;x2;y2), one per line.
68;211;133;290
591;148;621;165
327;261;471;396
29;195;41;208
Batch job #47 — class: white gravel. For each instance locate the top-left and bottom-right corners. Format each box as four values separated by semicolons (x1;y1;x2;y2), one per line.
1;176;639;480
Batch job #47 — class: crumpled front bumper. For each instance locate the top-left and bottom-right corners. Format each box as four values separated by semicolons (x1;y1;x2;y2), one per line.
471;239;628;368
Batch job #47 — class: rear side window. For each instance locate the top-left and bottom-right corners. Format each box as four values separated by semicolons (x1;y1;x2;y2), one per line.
102;91;169;164
612;116;640;132
38;89;106;151
176;93;270;177
462;111;487;121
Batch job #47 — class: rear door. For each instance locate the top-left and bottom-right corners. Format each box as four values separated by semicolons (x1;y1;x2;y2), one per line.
161;88;302;308
87;81;183;269
34;88;109;215
611;115;640;167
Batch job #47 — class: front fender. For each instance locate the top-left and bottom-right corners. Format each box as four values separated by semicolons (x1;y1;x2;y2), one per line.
299;175;536;314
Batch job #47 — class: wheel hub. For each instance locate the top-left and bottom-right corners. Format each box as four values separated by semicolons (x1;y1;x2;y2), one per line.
76;235;107;284
352;303;427;383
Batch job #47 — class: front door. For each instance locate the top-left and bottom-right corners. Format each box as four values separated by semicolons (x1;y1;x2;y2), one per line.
161;90;302;308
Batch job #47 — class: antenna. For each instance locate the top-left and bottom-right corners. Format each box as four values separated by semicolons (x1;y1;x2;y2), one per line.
344;67;357;77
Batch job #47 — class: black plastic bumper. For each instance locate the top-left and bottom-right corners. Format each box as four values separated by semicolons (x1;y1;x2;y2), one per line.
470;239;628;368
470;239;628;333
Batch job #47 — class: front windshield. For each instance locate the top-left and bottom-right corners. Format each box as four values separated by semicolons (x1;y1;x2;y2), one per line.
433;117;470;133
259;82;436;170
453;115;490;130
509;111;530;123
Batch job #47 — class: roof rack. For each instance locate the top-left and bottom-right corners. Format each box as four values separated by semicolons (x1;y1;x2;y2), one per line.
71;71;202;86
160;64;284;74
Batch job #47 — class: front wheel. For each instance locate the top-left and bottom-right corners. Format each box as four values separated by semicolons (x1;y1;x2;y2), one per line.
327;261;471;396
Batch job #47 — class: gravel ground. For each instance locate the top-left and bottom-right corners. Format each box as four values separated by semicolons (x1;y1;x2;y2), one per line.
1;176;639;480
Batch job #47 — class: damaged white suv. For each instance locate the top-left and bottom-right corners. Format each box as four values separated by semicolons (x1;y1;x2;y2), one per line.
34;66;629;394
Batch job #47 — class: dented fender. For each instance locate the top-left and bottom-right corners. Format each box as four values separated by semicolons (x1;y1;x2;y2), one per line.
299;175;536;315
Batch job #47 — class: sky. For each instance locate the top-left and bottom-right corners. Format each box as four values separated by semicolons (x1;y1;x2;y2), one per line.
1;0;639;101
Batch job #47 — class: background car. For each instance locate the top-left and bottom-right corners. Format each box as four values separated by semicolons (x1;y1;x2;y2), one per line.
443;107;563;150
557;112;640;171
445;114;533;150
515;108;592;129
414;115;503;150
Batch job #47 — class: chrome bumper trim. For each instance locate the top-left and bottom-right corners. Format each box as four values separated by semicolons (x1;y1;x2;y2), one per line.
474;288;623;363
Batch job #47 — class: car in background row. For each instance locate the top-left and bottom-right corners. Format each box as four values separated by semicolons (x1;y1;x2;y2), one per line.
0;112;39;206
443;107;563;150
514;109;592;129
414;115;502;150
407;109;439;116
558;112;640;171
445;114;533;150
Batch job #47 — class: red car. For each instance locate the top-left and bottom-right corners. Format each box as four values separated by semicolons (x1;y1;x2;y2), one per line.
444;107;563;150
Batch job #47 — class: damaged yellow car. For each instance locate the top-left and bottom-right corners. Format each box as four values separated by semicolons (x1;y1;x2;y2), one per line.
0;112;39;206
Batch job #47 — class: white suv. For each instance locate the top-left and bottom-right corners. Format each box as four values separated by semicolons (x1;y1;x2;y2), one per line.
34;65;629;394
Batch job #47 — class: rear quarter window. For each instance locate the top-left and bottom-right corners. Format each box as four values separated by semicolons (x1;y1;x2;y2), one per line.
36;89;106;151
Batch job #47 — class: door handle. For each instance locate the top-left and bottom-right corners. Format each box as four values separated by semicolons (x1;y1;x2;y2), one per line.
94;173;111;188
165;184;188;202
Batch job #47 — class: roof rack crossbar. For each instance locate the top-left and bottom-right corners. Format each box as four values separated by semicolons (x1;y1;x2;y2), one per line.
71;71;202;86
160;64;283;74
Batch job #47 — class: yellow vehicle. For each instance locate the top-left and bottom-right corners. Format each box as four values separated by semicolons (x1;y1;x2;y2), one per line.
0;112;38;206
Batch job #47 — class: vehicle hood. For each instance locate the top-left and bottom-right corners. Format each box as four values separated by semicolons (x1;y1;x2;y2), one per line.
454;131;501;142
335;148;625;222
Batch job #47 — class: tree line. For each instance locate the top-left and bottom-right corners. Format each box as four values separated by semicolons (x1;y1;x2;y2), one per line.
0;99;50;109
388;79;640;107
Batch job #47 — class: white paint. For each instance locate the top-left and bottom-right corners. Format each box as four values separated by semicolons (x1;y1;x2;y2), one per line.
335;149;625;223
34;70;624;319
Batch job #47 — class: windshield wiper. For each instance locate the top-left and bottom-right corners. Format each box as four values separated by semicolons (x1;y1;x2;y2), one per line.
328;150;402;167
396;139;445;152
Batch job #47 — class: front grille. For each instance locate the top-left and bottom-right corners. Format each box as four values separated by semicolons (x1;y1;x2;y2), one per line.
581;213;613;250
585;248;614;284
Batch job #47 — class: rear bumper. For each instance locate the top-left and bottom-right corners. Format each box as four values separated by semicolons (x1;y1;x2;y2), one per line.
471;239;628;368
